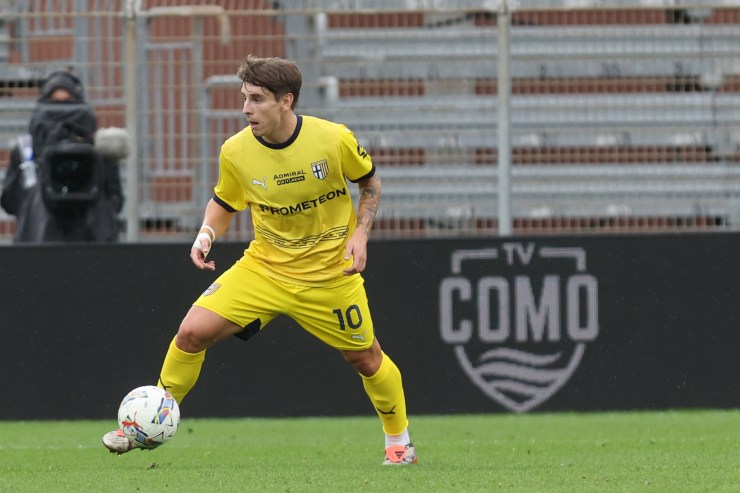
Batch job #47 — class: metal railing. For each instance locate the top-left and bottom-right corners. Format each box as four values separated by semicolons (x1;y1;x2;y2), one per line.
1;0;739;243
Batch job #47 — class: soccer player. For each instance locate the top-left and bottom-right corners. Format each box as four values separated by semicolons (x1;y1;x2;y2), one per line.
103;55;417;465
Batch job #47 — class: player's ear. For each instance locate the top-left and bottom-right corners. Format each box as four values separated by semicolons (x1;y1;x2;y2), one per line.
281;92;294;111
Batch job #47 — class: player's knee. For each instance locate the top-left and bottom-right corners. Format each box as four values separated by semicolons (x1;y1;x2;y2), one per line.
343;339;383;376
175;321;208;353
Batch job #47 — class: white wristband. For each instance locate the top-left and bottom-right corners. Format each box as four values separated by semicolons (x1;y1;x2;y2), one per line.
201;224;216;241
192;232;212;257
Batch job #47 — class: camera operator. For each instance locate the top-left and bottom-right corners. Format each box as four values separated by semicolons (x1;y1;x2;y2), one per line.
0;71;126;243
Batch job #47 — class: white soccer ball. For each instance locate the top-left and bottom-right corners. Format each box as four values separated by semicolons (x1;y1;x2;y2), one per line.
117;385;180;449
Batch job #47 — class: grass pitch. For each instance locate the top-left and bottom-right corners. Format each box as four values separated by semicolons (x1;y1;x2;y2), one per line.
0;410;738;492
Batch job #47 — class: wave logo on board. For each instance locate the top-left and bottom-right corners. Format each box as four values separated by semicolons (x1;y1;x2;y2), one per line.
439;243;600;412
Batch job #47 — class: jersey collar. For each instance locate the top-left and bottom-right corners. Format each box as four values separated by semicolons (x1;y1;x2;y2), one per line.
253;114;303;149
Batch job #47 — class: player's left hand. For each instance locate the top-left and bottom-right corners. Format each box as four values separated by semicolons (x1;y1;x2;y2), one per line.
343;231;368;275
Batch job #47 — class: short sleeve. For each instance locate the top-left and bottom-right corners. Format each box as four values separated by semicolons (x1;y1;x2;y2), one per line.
339;126;374;183
213;152;247;211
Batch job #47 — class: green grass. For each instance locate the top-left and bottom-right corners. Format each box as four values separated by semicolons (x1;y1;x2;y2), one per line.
0;410;738;492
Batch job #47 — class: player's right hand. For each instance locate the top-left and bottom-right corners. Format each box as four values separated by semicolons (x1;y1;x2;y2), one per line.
191;234;216;270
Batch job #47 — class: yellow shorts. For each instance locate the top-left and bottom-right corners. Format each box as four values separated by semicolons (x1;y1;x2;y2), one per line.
193;260;375;351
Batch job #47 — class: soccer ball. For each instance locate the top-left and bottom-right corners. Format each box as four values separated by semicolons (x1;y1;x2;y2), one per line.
117;385;180;449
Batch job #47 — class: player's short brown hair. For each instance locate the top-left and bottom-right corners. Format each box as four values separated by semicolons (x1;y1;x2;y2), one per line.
237;55;302;109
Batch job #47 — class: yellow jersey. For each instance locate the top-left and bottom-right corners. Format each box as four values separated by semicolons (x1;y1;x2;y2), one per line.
213;115;375;284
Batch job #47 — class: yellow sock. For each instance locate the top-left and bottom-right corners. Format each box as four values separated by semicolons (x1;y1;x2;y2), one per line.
361;352;409;436
157;336;206;404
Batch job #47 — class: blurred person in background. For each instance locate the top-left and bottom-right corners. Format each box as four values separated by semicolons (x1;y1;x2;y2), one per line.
0;70;126;242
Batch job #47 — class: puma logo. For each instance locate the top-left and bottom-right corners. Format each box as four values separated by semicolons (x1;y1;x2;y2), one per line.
252;176;267;190
351;330;366;342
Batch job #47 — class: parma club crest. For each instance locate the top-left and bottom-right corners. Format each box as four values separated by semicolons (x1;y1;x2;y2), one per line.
311;160;329;180
202;282;221;296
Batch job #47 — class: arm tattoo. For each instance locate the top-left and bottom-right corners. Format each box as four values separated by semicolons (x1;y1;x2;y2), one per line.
357;177;381;235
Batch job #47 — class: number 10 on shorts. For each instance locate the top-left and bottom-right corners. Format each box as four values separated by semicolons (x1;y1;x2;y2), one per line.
332;304;363;330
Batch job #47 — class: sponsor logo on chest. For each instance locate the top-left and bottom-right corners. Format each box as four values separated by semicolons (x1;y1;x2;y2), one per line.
267;161;331;187
274;169;306;186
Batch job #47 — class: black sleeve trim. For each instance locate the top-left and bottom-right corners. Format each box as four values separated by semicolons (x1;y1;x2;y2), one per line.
348;164;376;184
213;194;238;213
